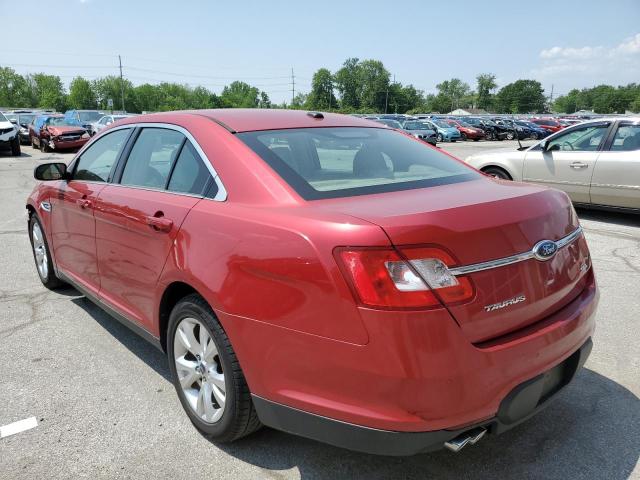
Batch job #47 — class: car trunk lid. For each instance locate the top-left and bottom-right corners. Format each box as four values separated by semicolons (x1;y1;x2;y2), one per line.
317;178;591;343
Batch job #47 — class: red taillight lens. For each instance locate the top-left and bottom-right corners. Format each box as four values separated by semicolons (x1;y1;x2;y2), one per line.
336;247;474;309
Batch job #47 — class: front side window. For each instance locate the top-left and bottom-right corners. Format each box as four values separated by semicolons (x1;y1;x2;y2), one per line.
120;128;184;189
610;124;640;151
238;127;479;200
73;128;131;182
547;124;609;152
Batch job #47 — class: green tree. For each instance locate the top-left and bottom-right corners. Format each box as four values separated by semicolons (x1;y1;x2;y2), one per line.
359;59;390;112
32;73;67;111
495;80;546;113
0;67;36;107
476;73;497;110
434;78;471;112
290;92;308;109
68;76;96;109
92;75;135;111
306;68;336;111
334;58;362;110
220;81;261;108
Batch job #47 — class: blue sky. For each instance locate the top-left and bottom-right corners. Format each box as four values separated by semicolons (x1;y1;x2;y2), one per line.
1;0;639;103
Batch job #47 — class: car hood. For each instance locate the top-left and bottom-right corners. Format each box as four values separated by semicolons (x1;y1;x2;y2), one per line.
0;120;14;130
48;126;87;135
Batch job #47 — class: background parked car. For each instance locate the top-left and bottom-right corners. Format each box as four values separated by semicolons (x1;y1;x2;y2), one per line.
0;111;20;156
64;109;105;133
465;118;640;211
421;119;461;142
90;114;137;136
514;120;550;139
4;111;37;144
530;118;565;133
444;119;485;141
401;120;438;145
372;118;404;129
30;114;90;152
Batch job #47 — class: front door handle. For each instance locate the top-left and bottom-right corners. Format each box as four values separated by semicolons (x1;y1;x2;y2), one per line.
570;162;589;169
146;214;173;233
76;198;92;209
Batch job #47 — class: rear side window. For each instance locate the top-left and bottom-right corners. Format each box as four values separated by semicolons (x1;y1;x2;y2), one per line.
120;128;184;189
238;127;479;200
73;128;131;182
610;124;640;151
167;142;211;195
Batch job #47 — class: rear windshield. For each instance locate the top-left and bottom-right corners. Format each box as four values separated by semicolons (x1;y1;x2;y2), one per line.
238;127;479;200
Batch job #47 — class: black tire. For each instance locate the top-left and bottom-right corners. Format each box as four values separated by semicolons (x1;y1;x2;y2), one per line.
28;214;65;289
483;166;512;180
11;137;21;156
473;138;480;142
437;133;443;142
460;132;467;141
40;138;49;153
31;136;38;149
167;294;261;442
506;131;515;140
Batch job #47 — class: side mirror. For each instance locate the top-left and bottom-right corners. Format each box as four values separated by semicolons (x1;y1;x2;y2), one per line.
540;139;549;151
34;162;67;181
9;119;17;124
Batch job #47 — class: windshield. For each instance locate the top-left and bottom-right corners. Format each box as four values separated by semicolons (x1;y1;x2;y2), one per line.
403;121;431;130
78;111;103;122
0;112;7;122
238;127;479;200
47;117;72;126
433;120;451;128
377;119;402;129
457;121;472;128
19;114;35;125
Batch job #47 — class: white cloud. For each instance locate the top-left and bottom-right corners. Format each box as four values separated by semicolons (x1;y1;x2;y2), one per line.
532;33;640;89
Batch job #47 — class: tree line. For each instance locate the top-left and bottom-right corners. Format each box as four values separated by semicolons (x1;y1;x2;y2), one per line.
2;59;639;114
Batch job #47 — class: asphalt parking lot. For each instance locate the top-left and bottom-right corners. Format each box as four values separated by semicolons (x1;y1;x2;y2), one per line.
1;141;638;479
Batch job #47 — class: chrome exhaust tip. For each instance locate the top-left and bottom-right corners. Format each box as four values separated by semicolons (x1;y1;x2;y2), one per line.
443;427;487;452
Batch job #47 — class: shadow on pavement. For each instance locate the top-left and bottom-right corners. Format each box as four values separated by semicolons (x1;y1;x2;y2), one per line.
68;291;639;479
577;208;640;228
71;295;171;382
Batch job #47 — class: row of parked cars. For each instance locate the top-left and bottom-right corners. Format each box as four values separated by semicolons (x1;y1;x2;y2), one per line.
0;108;136;155
359;113;584;146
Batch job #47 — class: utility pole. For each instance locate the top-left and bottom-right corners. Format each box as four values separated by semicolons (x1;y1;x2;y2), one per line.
118;55;126;112
385;79;389;114
549;84;554;110
291;67;295;106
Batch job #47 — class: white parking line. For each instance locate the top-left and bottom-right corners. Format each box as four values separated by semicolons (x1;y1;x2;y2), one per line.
0;417;38;438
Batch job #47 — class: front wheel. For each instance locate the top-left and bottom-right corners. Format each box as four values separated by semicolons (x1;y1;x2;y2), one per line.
40;139;49;153
11;137;21;156
483;166;512;180
29;215;64;289
506;131;515;140
167;294;261;443
437;133;443;142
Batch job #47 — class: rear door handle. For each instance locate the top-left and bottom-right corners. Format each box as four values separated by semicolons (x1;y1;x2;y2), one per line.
76;198;92;209
570;162;589;169
146;215;173;233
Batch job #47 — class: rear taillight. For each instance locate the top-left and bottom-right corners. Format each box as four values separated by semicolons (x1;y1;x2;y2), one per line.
336;247;474;309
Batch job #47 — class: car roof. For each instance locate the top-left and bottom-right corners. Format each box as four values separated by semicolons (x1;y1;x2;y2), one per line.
120;109;383;133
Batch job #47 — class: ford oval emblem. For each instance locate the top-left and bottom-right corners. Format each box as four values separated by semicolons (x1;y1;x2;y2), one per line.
532;240;558;261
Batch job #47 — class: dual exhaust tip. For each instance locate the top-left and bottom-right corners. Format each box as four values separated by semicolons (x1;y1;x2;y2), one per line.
443;427;487;452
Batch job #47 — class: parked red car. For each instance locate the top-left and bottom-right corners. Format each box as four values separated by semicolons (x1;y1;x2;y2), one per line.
530;118;565;133
27;110;597;455
445;119;486;141
29;114;90;152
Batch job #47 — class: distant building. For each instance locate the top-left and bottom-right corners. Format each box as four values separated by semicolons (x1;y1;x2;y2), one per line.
448;108;490;116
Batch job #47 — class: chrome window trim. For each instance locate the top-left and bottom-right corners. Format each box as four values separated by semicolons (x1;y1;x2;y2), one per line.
448;226;583;276
81;122;228;202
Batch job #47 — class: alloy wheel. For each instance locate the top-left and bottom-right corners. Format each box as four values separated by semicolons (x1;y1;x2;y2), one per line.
31;222;48;280
173;317;226;423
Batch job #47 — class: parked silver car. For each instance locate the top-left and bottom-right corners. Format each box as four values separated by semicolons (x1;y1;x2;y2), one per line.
465;117;640;211
90;114;136;136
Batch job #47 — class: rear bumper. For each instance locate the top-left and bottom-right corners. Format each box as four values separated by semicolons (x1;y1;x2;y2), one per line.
222;269;598;444
253;337;593;455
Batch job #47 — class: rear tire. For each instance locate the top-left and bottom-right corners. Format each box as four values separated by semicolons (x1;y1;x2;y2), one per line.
31;137;38;149
40;139;49;153
29;215;65;289
167;294;261;443
483;166;512;180
11;137;21;156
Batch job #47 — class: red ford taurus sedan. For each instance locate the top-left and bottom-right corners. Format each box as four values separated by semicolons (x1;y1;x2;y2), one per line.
27;109;598;455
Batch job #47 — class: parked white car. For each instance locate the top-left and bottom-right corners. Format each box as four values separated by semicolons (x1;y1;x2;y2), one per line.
90;114;136;136
465;117;640;211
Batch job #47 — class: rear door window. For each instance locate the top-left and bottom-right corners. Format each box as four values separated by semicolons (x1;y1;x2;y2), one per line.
609;124;640;151
167;142;212;196
119;128;184;189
